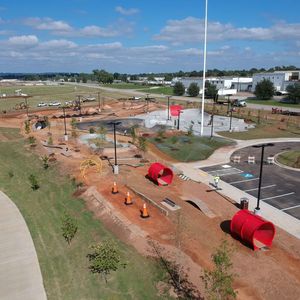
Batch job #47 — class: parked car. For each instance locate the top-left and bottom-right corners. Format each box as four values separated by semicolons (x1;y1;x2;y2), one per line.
232;99;247;107
49;101;61;106
37;102;48;107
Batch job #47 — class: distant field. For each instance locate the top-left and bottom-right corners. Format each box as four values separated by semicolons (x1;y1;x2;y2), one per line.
0;127;169;300
247;99;300;108
100;83;151;90
0;85;128;112
139;86;174;95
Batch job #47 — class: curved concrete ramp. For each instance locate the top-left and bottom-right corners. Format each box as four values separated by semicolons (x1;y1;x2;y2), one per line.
0;191;47;300
183;198;216;218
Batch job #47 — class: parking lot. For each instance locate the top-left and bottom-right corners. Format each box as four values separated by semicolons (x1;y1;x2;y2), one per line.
202;142;300;220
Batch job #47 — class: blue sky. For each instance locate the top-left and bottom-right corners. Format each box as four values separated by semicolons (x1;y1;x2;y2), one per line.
0;0;299;73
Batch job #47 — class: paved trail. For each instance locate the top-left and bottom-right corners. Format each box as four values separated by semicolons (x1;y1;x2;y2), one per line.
0;191;47;300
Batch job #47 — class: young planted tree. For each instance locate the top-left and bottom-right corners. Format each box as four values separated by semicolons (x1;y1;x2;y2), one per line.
41;155;50;169
28;174;39;190
87;240;126;283
24;120;31;134
130;125;139;145
61;213;78;245
173;82;185;96
187;82;200;97
286;82;300;104
205;82;218;99
138;136;147;154
202;240;237;300
28;136;36;145
254;79;275;100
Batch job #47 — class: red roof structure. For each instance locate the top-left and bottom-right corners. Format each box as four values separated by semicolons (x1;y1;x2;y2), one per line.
170;105;183;117
230;210;276;250
147;162;174;186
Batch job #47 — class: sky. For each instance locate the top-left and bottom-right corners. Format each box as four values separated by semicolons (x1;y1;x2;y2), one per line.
0;0;299;73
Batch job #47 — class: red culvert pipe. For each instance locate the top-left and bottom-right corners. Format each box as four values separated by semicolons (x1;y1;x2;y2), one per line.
230;210;275;250
148;162;174;186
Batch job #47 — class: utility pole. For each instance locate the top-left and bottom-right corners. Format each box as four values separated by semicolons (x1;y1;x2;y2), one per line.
97;92;101;110
62;106;68;141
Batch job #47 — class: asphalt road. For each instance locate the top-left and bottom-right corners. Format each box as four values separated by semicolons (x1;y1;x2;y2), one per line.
201;142;300;220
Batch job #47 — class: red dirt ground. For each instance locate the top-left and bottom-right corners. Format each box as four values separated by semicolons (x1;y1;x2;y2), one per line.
1;101;300;300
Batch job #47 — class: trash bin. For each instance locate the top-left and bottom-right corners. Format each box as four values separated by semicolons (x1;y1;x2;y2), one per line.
240;198;249;210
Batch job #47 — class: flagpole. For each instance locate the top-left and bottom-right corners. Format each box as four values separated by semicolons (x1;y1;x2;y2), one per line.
200;0;208;136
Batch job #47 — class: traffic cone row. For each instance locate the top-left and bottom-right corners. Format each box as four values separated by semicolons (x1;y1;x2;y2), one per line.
111;182;150;218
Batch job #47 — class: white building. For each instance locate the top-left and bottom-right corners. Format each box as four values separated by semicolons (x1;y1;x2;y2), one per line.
252;70;300;92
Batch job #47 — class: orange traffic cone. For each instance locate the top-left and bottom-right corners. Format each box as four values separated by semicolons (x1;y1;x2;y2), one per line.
141;203;150;218
125;191;133;205
112;181;118;194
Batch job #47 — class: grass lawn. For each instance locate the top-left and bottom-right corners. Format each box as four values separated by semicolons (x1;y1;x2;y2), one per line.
247;99;300;109
0;128;169;300
139;87;174;96
100;83;151;90
277;150;300;168
0;85;106;112
219;122;300;140
149;135;235;162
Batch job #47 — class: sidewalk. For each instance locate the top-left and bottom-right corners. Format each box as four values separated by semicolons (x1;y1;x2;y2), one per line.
0;191;47;300
174;138;300;239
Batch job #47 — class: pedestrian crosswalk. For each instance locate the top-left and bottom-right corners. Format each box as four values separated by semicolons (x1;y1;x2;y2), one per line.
178;174;190;181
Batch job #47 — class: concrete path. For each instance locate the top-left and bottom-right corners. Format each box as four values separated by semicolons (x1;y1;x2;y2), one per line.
0;191;47;300
174;138;300;239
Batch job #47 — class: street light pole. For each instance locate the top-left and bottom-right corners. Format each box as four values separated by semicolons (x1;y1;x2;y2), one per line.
167;96;170;120
200;0;208;136
62;107;68;141
210;101;215;139
229;108;233;132
253;143;274;214
108;121;122;174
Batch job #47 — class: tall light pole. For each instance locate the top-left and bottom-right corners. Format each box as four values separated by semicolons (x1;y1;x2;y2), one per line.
108;121;122;174
167;96;171;120
252;143;274;214
229;107;233;132
200;0;208;136
62;106;68;141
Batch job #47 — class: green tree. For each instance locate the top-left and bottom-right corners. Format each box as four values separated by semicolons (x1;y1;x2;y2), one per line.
202;241;237;300
254;79;275;100
130;125;139;145
28;136;36;145
187;82;200;97
92;69;114;84
173;82;185;96
286;83;300;104
61;213;78;245
28;174;39;190
138;136;147;153
41;155;49;169
24;120;31;134
87;240;126;283
205;82;218;98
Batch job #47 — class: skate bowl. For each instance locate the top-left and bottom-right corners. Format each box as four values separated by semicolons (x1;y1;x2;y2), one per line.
147;162;174;186
230;210;275;250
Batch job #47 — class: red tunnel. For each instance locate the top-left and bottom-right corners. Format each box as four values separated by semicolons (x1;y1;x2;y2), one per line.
147;162;174;186
230;210;276;250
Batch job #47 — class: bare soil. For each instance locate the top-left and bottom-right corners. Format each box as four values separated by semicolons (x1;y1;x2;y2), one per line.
1;100;300;300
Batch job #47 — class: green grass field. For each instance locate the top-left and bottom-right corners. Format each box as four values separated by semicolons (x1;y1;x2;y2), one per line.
277;150;300;168
247;99;300;108
149;135;234;162
100;83;152;90
0;85;102;112
139;87;174;96
0;127;169;300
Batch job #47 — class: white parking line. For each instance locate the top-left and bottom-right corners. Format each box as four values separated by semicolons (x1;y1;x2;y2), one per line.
229;178;259;184
281;204;300;211
244;184;276;192
261;192;295;201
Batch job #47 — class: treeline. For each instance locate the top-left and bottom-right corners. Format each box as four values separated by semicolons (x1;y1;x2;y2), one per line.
1;65;299;82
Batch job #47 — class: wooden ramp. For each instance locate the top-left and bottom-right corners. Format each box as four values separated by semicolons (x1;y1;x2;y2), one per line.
181;197;216;218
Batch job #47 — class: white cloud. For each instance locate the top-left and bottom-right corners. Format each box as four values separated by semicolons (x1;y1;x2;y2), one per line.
154;17;300;44
79;26;118;37
24;17;72;32
8;35;39;46
39;39;77;49
115;6;139;16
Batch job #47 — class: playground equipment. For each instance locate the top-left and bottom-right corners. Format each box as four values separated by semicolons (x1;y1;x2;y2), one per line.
112;182;118;194
125;191;133;205
147;162;174;186
170;105;183;117
141;203;150;218
80;156;102;180
230;210;276;250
